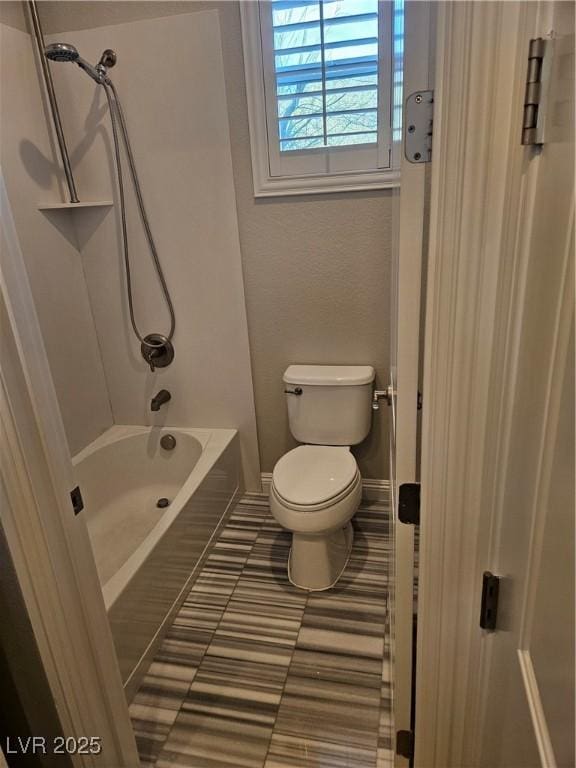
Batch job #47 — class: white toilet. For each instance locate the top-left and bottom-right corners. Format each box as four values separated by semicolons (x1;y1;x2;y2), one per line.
270;364;375;591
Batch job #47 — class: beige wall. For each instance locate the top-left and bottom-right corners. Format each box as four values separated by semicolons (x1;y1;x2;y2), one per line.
13;0;393;479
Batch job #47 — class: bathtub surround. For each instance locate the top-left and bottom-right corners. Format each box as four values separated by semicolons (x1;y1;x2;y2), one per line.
0;9;261;489
32;0;394;482
129;494;394;768
45;12;260;489
72;425;241;695
0;22;113;454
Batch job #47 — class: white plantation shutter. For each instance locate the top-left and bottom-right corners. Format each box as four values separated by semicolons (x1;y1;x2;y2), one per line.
273;1;381;150
241;0;403;195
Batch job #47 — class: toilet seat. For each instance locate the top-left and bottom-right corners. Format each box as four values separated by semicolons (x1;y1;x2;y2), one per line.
271;445;358;508
270;469;361;536
271;474;359;512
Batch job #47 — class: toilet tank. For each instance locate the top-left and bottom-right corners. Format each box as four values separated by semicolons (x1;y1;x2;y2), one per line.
283;364;375;445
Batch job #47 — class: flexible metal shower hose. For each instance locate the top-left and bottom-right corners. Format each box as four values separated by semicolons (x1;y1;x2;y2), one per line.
103;80;176;349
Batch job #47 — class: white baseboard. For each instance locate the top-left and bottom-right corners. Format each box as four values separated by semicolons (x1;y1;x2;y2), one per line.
260;472;389;503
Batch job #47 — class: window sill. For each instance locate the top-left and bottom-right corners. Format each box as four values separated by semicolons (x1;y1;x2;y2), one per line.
253;169;401;198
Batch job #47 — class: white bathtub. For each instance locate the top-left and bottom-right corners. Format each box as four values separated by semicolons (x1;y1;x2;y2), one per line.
73;425;240;697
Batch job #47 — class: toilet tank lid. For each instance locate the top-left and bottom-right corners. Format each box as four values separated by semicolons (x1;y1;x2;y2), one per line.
283;364;375;386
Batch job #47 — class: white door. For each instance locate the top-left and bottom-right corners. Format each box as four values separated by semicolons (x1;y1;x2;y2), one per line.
476;2;575;766
390;2;432;764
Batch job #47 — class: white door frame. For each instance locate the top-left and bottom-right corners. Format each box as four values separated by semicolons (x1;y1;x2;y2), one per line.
415;2;568;766
391;2;432;764
0;171;139;767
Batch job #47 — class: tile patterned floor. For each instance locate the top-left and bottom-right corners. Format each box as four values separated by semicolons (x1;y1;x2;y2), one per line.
130;494;393;768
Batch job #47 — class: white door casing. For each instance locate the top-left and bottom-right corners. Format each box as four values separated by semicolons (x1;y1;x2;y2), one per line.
416;1;574;766
390;2;432;764
0;171;140;767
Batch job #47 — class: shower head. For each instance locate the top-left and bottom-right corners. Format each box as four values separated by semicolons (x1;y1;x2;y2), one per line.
45;42;79;63
44;42;111;85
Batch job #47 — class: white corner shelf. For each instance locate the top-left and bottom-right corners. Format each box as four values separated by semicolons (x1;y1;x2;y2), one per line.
38;201;113;211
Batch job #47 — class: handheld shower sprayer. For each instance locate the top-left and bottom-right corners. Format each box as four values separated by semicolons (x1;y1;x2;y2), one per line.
44;42;176;370
44;42;115;84
43;42;78;62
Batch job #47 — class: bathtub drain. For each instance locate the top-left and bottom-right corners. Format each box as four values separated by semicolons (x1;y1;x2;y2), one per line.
156;497;170;509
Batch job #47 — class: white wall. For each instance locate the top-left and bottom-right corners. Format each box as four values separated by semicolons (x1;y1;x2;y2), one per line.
46;11;261;489
0;22;113;455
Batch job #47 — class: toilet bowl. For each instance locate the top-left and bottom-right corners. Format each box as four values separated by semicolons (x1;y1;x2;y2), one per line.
269;365;375;591
270;445;362;590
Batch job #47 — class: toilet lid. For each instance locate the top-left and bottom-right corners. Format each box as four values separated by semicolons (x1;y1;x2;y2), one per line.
272;446;358;507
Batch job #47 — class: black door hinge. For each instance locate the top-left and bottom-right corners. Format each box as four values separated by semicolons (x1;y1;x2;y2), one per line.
396;729;415;760
70;485;84;515
479;571;500;630
399;483;420;525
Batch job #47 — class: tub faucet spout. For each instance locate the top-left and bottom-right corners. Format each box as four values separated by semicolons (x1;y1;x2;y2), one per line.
151;389;171;412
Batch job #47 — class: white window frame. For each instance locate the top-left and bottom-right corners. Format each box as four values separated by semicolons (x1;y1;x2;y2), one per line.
240;0;401;197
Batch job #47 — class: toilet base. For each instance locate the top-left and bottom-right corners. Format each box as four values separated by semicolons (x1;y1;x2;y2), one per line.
288;522;354;591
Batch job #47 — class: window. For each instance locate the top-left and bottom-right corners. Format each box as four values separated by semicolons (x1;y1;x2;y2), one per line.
241;0;403;196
